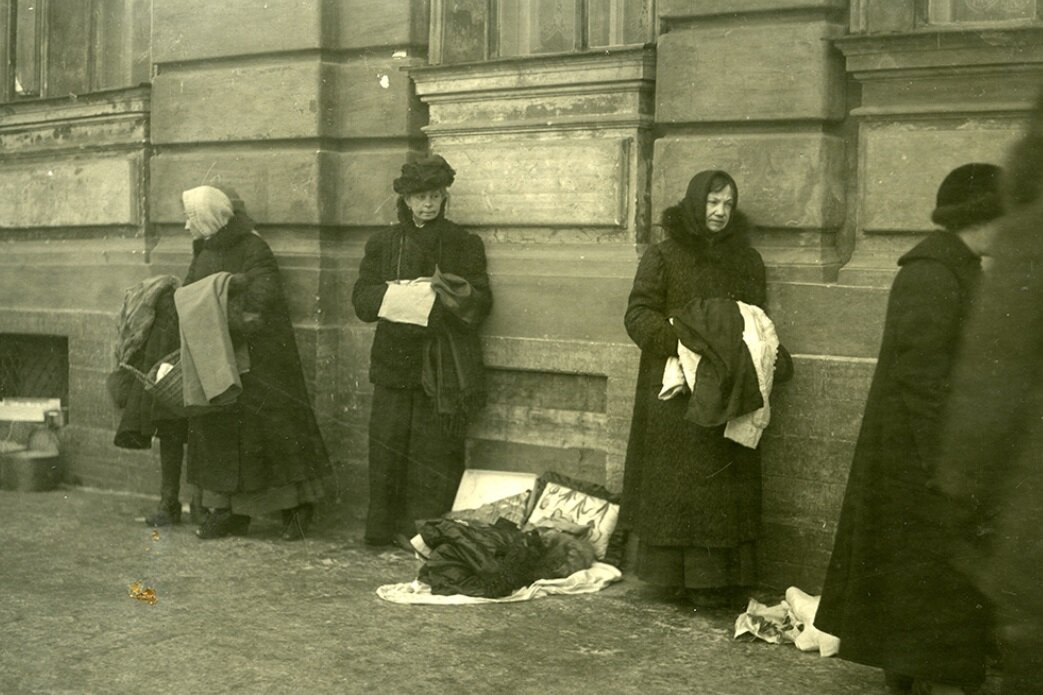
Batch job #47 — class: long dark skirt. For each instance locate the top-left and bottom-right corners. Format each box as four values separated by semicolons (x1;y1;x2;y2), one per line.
366;385;465;544
637;540;757;590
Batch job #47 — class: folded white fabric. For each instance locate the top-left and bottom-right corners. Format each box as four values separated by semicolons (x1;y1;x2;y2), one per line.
786;586;840;657
375;562;622;605
378;279;437;327
659;318;702;401
724;301;779;449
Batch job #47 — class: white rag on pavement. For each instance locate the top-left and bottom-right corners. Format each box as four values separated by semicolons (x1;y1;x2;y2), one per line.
733;586;840;657
375;562;622;605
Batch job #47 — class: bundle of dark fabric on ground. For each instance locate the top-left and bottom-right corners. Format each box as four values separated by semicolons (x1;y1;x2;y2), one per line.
416;518;598;598
417;519;545;598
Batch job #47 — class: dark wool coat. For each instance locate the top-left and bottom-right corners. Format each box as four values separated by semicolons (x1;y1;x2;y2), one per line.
816;231;988;687
936;199;1043;683
114;285;185;449
183;215;331;494
351;203;491;387
621;204;766;548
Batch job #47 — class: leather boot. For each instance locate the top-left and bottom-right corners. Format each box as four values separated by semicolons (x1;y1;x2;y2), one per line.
196;508;250;539
145;498;182;527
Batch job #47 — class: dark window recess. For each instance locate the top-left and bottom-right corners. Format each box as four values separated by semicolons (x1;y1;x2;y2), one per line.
2;0;152;102
927;0;1040;23
433;0;655;64
0;334;69;407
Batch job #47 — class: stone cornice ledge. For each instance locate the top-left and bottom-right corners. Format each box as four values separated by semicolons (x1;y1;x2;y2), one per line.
408;46;655;98
0;86;151;128
836;25;1043;73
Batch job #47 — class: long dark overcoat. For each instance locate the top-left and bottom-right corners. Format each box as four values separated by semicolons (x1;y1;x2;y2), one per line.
936;199;1043;687
183;215;331;494
815;231;988;686
114;285;184;449
621;208;766;548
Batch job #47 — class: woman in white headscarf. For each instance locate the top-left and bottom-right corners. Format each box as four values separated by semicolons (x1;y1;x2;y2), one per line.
180;185;332;540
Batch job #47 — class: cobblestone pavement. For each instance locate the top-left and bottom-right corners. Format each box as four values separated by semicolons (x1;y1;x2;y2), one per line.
0;488;999;694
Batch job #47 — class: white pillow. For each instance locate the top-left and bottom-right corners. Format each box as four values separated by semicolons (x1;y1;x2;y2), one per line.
526;482;620;559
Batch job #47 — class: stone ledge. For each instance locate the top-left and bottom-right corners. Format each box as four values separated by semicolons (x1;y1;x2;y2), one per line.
837;25;1043;74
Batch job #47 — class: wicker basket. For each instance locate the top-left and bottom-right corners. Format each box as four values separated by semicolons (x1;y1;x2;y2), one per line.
120;350;185;415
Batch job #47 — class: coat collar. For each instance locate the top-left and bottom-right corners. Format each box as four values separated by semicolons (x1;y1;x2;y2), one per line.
191;213;254;254
661;205;752;256
899;231;981;285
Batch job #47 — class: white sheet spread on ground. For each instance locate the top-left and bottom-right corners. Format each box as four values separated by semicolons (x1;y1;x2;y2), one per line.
376;562;622;605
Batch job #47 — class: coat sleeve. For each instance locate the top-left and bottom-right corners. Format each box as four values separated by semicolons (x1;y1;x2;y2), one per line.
889;260;964;469
936;215;1043;515
434;233;492;330
352;231;390;323
624;245;678;357
741;249;768;309
229;237;282;337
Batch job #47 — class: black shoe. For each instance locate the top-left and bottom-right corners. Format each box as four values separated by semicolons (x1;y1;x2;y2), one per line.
280;504;314;542
145;499;182;527
196;509;250;539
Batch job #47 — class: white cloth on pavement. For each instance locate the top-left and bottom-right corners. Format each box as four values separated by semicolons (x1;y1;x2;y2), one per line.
376;562;622;605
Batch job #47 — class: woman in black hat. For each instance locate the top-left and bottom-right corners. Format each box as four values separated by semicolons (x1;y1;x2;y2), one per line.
352;155;491;547
816;163;1005;694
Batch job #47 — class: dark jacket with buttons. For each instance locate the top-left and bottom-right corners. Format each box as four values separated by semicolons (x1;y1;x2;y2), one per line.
352;204;491;388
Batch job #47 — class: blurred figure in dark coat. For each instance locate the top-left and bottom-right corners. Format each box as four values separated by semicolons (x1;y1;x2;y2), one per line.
816;162;1005;695
935;88;1043;695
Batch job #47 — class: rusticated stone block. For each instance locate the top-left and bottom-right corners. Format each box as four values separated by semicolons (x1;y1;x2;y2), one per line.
324;60;424;139
653;134;845;231
0;155;141;228
432;139;629;227
481;273;633;344
861;121;1024;233
332;0;428;50
330;148;420;226
152;0;323;63
769;282;888;357
656;20;845;123
466;439;607;486
151;61;323;144
150;149;323;225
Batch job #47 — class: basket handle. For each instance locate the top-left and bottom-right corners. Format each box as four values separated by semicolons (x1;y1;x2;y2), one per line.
118;362;149;382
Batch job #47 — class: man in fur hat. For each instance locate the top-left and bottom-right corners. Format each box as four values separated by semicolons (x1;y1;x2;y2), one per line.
352;155;492;547
816;163;1005;695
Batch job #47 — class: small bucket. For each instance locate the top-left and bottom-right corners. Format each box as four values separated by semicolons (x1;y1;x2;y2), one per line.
0;428;61;492
1;450;61;491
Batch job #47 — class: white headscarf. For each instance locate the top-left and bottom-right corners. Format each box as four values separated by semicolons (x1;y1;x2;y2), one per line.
182;186;234;239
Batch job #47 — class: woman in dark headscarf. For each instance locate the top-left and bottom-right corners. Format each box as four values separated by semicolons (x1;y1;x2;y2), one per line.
622;170;768;607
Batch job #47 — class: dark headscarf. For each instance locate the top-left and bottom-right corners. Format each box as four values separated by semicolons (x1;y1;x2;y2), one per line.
677;170;739;240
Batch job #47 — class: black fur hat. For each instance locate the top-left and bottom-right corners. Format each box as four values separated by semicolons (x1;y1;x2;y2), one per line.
393;154;456;195
931;163;1003;231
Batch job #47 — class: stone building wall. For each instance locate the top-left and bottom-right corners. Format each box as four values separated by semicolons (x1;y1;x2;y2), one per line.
2;0;1042;591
